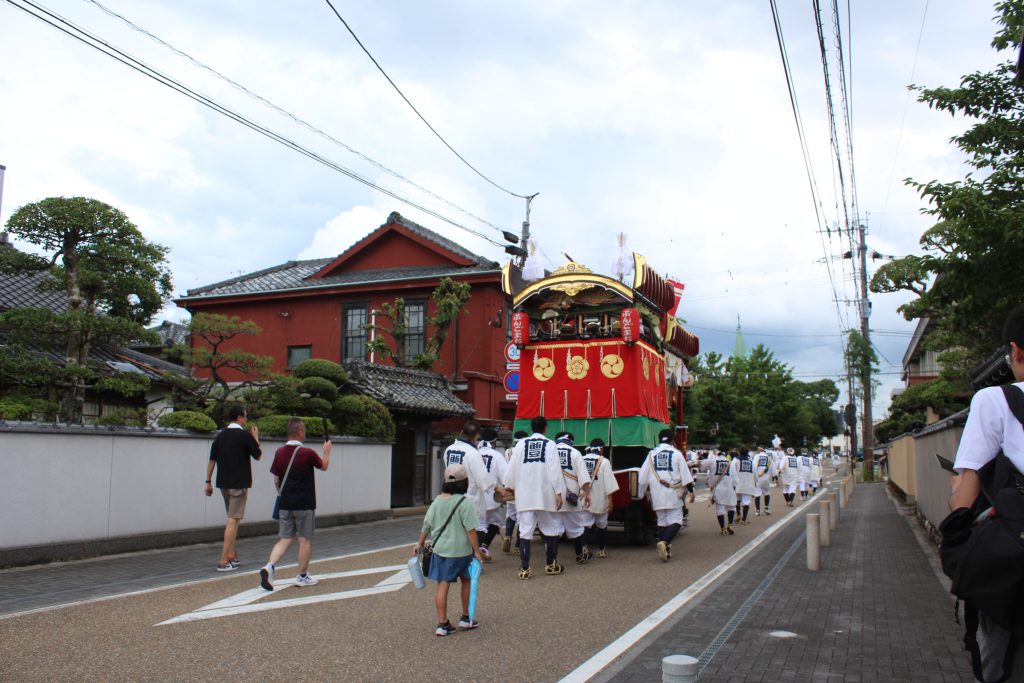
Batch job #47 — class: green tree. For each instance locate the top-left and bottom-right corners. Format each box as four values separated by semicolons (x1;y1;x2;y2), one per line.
874;378;967;443
365;277;471;371
871;1;1024;377
0;197;172;422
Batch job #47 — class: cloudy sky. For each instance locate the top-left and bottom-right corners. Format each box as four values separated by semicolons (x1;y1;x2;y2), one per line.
0;0;1007;418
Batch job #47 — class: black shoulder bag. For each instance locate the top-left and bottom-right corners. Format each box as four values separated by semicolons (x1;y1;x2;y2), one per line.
421;496;466;576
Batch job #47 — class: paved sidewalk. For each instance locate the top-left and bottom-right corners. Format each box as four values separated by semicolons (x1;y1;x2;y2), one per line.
0;515;425;617
603;482;974;682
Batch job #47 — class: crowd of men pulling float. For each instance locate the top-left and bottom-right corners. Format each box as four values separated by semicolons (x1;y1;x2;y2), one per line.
439;417;827;578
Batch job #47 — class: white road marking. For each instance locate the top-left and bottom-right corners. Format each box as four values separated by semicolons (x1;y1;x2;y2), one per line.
559;488;828;682
157;564;410;625
0;543;412;622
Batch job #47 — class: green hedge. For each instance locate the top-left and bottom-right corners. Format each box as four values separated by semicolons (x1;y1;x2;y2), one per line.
0;400;32;420
254;414;336;438
333;395;395;442
300;376;338;401
292;359;348;386
158;410;217;433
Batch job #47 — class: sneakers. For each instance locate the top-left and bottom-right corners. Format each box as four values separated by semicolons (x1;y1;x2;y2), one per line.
657;540;669;562
765;508;772;516
544;562;564;576
479;545;492;563
216;562;237;572
435;621;457;636
595;549;609;558
501;536;512;554
458;615;480;630
259;564;275;591
228;557;240;568
294;573;319;587
755;510;762;516
726;526;735;535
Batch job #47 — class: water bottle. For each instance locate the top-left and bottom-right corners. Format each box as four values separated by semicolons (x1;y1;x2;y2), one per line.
407;555;426;589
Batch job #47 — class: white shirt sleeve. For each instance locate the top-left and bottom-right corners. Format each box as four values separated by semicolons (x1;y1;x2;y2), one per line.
954;388;1006;472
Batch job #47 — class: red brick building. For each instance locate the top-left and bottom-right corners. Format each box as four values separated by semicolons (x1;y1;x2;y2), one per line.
175;212;517;505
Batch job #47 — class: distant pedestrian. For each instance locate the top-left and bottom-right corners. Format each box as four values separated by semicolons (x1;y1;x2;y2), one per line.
582;438;619;558
797;451;812;500
504;417;566;578
703;449;736;535
753;446;775;516
731;449;757;524
502;430;528;555
476;426;509;560
258;418;331;590
205;404;261;572
640;429;692;560
414;464;485;636
779;449;799;507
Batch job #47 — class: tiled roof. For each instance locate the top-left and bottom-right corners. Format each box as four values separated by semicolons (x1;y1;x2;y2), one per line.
1;337;187;382
179;212;501;302
344;360;475;418
0;264;67;312
146;320;190;347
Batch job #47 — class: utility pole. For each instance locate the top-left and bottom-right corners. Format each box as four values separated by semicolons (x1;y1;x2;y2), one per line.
858;220;874;474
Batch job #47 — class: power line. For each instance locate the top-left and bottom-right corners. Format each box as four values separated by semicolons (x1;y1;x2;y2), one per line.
6;0;510;252
321;0;534;200
79;0;513;240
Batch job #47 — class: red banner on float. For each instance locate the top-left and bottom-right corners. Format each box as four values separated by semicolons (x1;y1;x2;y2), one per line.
621;308;640;344
514;339;669;423
510;311;530;347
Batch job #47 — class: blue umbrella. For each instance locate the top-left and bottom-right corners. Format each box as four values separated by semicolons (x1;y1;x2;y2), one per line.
467;558;483;621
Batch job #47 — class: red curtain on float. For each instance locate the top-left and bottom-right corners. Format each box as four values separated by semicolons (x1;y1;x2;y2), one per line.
515;339;669;423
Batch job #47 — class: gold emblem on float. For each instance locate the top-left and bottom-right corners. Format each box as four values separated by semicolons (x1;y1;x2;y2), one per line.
533;357;555;381
567;355;590;380
642;355;650;380
600;354;624;379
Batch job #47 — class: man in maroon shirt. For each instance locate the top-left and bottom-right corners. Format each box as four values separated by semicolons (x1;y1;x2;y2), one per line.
259;418;331;590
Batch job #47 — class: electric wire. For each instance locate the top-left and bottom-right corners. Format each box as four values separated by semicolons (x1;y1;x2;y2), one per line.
320;0;534;200
79;0;512;239
6;0;510;252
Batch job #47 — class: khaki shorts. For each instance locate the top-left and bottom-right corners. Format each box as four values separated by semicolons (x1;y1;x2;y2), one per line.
221;488;248;519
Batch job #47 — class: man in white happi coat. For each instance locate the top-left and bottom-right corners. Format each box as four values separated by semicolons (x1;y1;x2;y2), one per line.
752;446;775;516
504;416;566;578
809;452;822;493
702;448;738;535
441;420;496;555
502;430;528;554
554;432;593;564
779;449;800;507
797;450;813;500
582;438;619;558
477;426;510;560
731;449;758;524
639;429;693;561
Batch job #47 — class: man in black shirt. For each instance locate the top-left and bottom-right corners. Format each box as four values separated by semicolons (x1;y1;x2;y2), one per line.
205;404;261;571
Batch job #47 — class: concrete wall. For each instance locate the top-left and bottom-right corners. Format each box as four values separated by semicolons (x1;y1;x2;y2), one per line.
888;434;917;500
0;423;391;552
913;413;966;531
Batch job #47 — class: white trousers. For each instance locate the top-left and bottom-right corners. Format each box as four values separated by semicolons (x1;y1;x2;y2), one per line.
582;511;609;529
715;502;734;516
655;508;683;527
798;481;808;492
561;510;588;539
738;494;752;506
783;483;798;494
485;507;504;526
506;502;517;521
517;510;564;539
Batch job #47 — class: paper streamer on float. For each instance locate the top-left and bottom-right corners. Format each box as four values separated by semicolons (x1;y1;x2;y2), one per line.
468;558;483;620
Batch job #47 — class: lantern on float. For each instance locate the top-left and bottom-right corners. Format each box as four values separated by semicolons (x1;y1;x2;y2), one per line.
621;308;640;344
511;311;530;347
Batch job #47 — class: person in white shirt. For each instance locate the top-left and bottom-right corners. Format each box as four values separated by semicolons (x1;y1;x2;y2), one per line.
504;417;566;579
779;449;800;507
753;446;775;516
501;430;528;554
809;453;822;494
771;445;785;486
582;438;619;558
702;449;737;535
554;433;593;564
639;430;693;561
441;421;496;559
476;426;509;560
731;449;758;524
797;451;812;500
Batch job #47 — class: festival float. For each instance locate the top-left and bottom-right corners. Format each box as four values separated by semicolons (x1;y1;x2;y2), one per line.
502;254;699;542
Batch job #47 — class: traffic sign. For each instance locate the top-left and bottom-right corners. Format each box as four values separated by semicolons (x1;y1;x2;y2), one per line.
503;369;520;393
504;341;522;364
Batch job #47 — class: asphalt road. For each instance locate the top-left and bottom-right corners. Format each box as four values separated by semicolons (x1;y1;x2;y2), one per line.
0;485;820;683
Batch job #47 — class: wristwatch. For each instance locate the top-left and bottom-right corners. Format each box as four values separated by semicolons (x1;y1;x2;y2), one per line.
205;480;211;484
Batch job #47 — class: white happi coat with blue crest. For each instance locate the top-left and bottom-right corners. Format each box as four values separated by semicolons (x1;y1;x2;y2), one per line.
639;443;692;511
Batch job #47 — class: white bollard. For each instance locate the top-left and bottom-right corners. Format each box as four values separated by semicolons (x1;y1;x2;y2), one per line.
807;514;820;571
839;482;847;509
828;492;838;529
662;654;699;683
819;501;831;547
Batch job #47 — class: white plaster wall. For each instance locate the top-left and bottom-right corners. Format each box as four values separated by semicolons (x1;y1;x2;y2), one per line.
0;428;391;549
